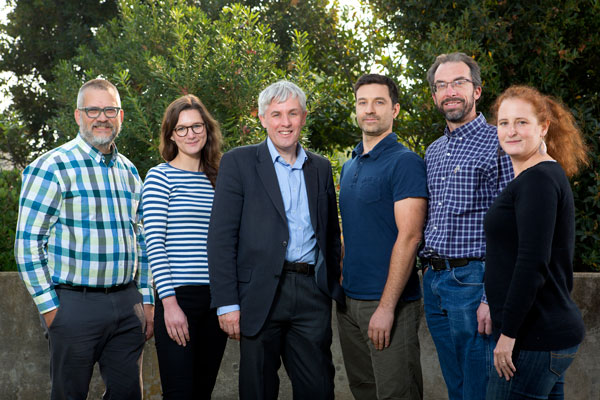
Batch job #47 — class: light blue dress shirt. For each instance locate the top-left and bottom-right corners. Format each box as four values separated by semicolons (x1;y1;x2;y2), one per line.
217;138;317;316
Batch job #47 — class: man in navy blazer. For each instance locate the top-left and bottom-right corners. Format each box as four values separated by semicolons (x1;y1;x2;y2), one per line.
208;80;344;399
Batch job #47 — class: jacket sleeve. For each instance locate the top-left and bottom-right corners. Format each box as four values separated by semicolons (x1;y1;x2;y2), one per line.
208;151;245;308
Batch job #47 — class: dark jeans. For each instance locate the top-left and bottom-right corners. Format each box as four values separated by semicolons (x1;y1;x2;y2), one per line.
45;283;146;400
486;345;579;400
154;285;227;400
239;270;335;400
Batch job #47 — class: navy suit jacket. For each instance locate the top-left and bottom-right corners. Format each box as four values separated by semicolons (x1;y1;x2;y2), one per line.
208;140;344;337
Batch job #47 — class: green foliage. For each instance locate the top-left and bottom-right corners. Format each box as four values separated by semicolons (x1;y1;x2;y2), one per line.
46;0;364;177
368;0;600;270
0;169;21;271
0;0;119;163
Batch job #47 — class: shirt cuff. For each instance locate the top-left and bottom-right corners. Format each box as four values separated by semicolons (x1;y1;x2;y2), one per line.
217;304;240;316
139;287;155;305
33;289;59;314
480;292;488;305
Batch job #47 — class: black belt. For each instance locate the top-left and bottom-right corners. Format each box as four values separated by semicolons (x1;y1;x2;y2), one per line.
421;258;483;271
55;282;132;294
283;261;315;276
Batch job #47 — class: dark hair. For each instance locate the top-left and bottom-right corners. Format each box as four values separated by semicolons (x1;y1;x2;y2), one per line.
426;52;482;91
159;95;223;187
354;74;399;105
491;85;588;177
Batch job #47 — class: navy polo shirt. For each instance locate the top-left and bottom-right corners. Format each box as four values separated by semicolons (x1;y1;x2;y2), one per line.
339;133;428;300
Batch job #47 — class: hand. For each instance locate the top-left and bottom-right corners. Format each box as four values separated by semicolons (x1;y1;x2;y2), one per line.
368;306;394;351
493;334;517;380
143;304;155;341
218;310;241;341
43;309;58;328
162;296;190;346
476;302;492;335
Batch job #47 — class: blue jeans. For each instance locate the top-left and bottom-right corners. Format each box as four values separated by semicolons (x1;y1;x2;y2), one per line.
486;345;579;400
423;260;493;400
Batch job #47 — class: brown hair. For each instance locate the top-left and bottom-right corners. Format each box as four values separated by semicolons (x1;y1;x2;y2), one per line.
159;95;223;187
491;85;588;177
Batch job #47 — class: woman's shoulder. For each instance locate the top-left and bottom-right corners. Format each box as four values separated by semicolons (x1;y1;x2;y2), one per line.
512;161;568;199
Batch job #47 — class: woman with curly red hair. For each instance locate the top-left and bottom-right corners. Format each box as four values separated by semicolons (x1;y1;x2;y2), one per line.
484;85;588;399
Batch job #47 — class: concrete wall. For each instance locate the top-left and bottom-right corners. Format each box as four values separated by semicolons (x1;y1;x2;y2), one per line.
1;272;598;399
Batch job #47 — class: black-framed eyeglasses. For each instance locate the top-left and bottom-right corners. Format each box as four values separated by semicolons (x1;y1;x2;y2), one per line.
433;79;473;93
173;123;206;137
78;106;121;118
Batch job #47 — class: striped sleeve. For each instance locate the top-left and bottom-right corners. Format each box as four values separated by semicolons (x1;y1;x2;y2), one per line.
142;166;175;299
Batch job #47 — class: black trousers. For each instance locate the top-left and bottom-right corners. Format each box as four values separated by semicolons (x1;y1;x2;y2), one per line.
45;283;146;400
154;285;227;400
239;271;335;400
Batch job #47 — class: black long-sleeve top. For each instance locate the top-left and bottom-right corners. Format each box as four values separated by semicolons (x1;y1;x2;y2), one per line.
484;161;584;351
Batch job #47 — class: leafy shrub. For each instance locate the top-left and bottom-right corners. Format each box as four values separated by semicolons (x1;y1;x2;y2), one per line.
0;169;21;271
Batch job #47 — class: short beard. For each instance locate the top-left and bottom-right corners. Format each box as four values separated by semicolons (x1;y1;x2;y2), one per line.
437;96;475;123
80;122;119;151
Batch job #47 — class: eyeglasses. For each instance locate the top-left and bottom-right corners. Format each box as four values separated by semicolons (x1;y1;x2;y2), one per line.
173;123;206;137
433;79;473;93
78;106;121;118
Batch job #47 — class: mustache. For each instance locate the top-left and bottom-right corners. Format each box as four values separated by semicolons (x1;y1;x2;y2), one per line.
442;98;465;106
92;122;114;129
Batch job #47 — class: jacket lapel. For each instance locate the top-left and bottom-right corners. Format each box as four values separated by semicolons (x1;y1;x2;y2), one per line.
256;141;287;223
303;154;319;232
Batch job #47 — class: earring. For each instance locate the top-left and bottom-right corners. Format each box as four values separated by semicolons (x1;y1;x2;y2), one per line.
539;138;547;155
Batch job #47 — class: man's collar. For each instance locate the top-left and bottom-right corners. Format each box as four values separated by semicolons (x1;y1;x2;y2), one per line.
444;112;487;138
266;137;307;168
352;132;398;160
76;134;118;165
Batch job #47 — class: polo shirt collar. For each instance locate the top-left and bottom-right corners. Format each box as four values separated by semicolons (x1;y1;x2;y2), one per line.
444;112;487;139
266;137;307;169
352;132;398;160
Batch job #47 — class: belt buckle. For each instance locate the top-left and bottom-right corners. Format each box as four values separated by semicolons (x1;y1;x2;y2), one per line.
430;258;446;271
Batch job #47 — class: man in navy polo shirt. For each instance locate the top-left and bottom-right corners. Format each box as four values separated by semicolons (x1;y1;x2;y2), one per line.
337;74;428;399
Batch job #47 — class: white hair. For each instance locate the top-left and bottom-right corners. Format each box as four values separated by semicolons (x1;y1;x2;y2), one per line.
258;80;306;116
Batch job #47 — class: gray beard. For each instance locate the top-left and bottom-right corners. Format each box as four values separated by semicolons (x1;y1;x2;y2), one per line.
80;124;119;149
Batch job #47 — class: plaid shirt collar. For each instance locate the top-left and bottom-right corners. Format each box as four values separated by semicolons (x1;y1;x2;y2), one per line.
75;133;118;167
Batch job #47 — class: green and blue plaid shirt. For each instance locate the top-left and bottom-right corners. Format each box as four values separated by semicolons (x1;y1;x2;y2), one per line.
14;134;154;313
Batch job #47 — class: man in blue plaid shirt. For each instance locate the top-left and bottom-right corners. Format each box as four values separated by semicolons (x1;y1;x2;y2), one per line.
14;79;154;400
419;53;513;400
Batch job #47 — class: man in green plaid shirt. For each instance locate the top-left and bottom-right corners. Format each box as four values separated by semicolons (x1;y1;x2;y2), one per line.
14;79;154;400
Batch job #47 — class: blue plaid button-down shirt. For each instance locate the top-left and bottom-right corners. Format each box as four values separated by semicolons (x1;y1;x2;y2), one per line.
421;113;513;259
14;134;154;313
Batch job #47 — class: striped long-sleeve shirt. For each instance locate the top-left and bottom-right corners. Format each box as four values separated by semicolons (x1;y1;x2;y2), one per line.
142;163;214;299
14;135;153;314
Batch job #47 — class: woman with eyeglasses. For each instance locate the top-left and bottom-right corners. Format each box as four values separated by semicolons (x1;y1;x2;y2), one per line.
142;95;226;399
484;85;588;399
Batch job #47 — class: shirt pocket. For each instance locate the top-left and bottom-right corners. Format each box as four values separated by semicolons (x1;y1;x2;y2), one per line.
358;176;382;204
445;159;486;215
62;190;98;221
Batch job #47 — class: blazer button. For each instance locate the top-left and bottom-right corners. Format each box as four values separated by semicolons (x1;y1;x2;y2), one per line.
282;241;288;247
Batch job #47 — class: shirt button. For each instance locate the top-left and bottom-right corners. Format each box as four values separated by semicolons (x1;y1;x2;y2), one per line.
446;153;451;156
438;202;442;206
441;177;446;181
433;226;438;230
282;241;288;247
